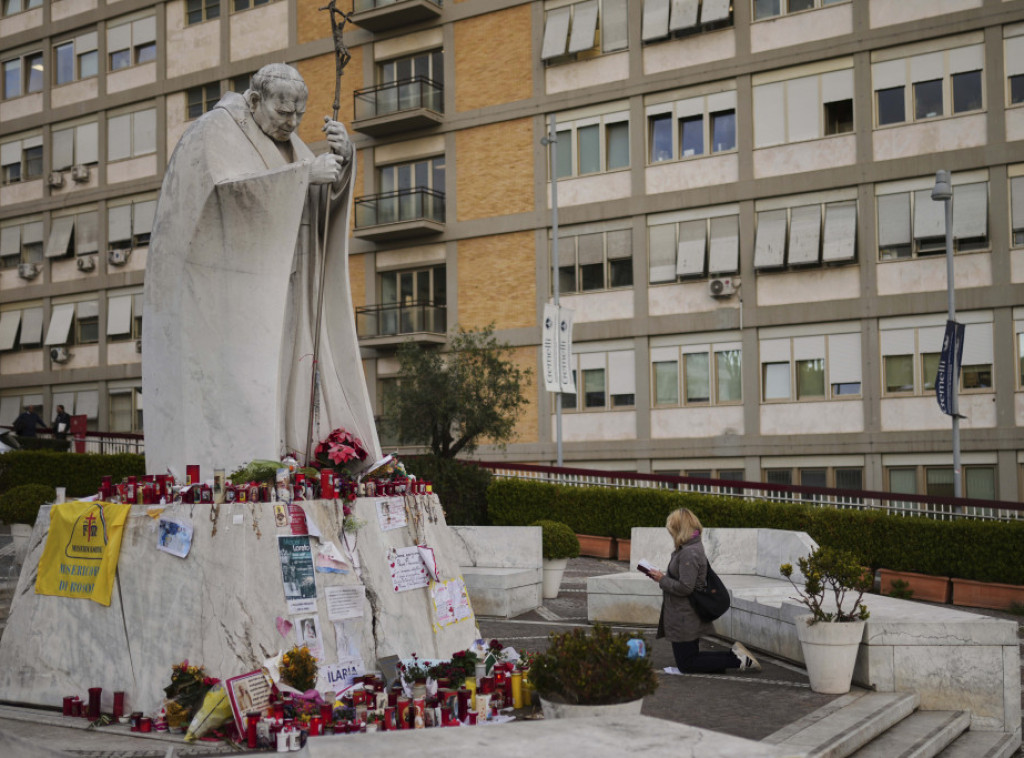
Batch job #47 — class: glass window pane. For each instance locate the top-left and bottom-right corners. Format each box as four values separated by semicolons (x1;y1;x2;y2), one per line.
765;469;792;485
796;358;825;399
555;129;572;179
579;262;604;291
680;115;703;157
577;124;600;175
754;0;781;20
889;468;916;494
884;354;913;393
876;86;905;125
609;257;632;287
79;51;98;79
654;361;679;405
110;49;131;70
710;110;735;152
650;114;672;162
962;364;992;389
1012;75;1024;106
921;352;940;391
55;43;74;85
561;370;577;410
606;122;628;170
1018;333;1024;387
25;53;42;92
716;349;742;402
559;265;576;294
925;467;954;497
4;59;21;99
951;70;982;114
801;468;827;488
763;362;790;400
583;368;605;408
965;467;995;500
788;0;813;10
835;468;863;490
914;79;943;120
135;42;156;65
684;352;710;403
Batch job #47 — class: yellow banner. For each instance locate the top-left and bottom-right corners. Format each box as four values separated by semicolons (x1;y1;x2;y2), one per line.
35;501;132;606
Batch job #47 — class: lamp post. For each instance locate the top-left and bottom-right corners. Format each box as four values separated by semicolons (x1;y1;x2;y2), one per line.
542;114;563;467
931;170;962;500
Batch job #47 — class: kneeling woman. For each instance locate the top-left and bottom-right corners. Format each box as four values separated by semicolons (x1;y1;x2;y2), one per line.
646;508;761;673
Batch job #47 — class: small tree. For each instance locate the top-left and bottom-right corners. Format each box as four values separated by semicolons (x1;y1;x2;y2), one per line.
383;325;530;458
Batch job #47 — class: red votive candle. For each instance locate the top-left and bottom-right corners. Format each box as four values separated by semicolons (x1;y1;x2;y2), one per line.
319;703;333;723
467;711;478;725
309;716;322;736
383;707;395;731
112;691;125;719
62;696;73;716
456;688;470;722
246;713;260;748
396;697;410;729
86;688;101;720
186;465;200;486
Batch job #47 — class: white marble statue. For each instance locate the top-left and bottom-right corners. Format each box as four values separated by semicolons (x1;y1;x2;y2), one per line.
143;63;381;480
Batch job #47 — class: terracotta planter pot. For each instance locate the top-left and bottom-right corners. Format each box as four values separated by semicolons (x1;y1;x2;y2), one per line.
576;534;615;559
878;569;951;604
615;539;630;562
951;577;1024;611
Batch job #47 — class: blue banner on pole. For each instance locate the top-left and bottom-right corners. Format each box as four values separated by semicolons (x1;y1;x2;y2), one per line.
935;320;964;416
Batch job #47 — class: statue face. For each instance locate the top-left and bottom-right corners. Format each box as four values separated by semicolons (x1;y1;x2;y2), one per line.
249;83;308;143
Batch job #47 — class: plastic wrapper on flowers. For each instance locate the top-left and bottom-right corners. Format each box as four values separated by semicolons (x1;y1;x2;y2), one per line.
184;685;232;742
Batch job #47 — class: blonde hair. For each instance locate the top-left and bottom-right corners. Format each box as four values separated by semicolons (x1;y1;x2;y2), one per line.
666;508;703;548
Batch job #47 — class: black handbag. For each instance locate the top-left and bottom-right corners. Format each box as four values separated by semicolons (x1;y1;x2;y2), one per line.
689;563;731;621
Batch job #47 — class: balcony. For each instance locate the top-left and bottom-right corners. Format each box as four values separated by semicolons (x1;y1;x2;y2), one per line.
353;188;445;241
355;301;448;348
351;0;442;33
353;78;444;136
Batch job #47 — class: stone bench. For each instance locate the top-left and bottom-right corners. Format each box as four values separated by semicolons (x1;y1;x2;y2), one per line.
587;527;1021;736
449;526;542;619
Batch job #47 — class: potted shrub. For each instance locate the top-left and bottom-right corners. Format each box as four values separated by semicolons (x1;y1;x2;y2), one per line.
528;625;657;718
781;546;871;694
530;520;579;598
0;484;56;568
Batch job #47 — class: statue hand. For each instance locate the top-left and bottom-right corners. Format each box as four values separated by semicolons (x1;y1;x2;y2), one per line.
323;117;353;162
310;153;343;185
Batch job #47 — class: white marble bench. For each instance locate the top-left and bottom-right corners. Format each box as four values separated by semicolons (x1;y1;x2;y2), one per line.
588;527;1021;736
449;526;542;619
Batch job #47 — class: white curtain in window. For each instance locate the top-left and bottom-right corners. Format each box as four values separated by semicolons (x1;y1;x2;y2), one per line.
0;140;21;168
753;82;785;148
568;0;599;54
701;0;730;23
787;205;821;265
753;210;787;268
133;199;157;235
52;129;75;171
962;321;993;365
708;215;739;274
0;311;20;351
606;228;631;259
909;51;943;84
577;232;604;265
952;182;987;239
579;351;605;370
107;295;133;336
828;332;862;384
877;193;910;247
607;350;635;396
556;236;576;268
76;390;99;420
948;44;983;75
821;68;854;103
45;304;75;345
45;216;75;258
76;300;98;320
879;328;914;356
107;23;131;53
822;201;857;262
76;122;98;165
648;223;677;282
642;0;670;41
77;31;98;53
22;222;42;246
133;109;157;155
763;363;790;400
759;338;790;363
601;0;628;52
0;397;20;423
20;307;43;344
1012;176;1024;232
108;205;132;243
792;335;825;362
872;59;906;91
913;189;945;239
133;16;156;44
675;220;706;276
108;114;131;161
77;211;99;254
52;391;75;414
786;76;819;143
669;0;698;31
0;226;21;256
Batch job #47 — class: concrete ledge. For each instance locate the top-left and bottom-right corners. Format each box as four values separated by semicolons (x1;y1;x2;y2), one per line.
450;526;542;619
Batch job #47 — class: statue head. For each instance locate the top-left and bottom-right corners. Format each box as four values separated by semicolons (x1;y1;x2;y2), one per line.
246;63;309;143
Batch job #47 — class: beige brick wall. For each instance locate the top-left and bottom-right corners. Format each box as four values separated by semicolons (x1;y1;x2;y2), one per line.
455;118;533;221
479;345;538;446
348;251;366;309
295;46;363;144
298;0;352;44
456;231;535;331
454;6;532;112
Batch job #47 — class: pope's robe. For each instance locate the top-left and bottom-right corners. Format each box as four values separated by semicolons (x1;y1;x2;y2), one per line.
142;92;380;479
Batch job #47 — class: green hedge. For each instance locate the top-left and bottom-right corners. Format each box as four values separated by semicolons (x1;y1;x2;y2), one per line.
0;451;146;497
12;437;71;452
0;483;57;525
487;479;1024;585
403;455;492;526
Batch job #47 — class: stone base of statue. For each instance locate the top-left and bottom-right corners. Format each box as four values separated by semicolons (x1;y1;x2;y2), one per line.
0;495;478;715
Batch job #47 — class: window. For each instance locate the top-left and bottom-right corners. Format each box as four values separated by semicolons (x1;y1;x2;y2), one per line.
25;52;42;93
889;465;996;501
2;0;41;15
231;73;253;93
107;108;157;161
367;156;445;225
763;465;863;492
44;300;99;347
377;265;446;335
187;0;220;24
648;207;739;282
46;388;99;429
876;179;988;260
107;290;143;341
1010;74;1024;106
562;349;635;411
753;63;852;147
55;33;100;85
872;43;984;127
0;219;43;269
3;51;43;99
541;0;628;63
753;193;857;269
553;110;629;179
650;340;742;407
554;225;632;294
375;50;444;115
641;0;732;42
109;386;143;433
753;0;847;21
187;83;221;119
108;198;156;250
45;210;99;258
0;305;44;351
646;90;736;163
759;330;862;402
1010;175;1024;247
880;315;994;396
107;16;156;72
3;59;20;99
1;136;43;185
51;121;99;171
233;0;271;11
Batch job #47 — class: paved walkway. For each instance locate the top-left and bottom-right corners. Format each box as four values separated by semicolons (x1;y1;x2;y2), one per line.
0;549;1020;756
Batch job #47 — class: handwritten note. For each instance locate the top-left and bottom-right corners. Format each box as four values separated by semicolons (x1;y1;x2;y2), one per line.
389;546;429;593
324;585;365;621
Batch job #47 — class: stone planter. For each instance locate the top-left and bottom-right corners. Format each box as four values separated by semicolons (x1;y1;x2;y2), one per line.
794;614;865;695
576;534;615;559
878;569;951;604
10;523;32;568
951;577;1024;611
615;539;631;562
538;695;644;720
542;558;568;599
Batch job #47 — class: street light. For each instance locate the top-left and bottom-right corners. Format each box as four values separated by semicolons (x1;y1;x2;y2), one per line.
931;170;962;500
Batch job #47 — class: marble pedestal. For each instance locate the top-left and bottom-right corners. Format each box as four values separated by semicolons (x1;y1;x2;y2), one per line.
449;526;542;618
0;495;478;715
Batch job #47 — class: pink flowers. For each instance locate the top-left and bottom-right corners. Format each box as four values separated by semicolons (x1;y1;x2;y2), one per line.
313;427;368;469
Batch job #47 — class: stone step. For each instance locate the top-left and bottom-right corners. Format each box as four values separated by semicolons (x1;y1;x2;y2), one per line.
849;710;969;758
764;691;920;758
934;731;1022;758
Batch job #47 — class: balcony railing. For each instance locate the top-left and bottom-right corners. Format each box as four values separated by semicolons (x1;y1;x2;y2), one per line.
353;188;445;241
356;301;447;342
353;78;444;136
351;0;442;32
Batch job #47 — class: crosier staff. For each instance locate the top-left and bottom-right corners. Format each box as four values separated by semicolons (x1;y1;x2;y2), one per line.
305;0;354;465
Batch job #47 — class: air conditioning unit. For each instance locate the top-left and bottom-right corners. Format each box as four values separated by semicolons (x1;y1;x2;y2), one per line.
108;248;131;266
76;255;97;272
135;338;142;353
71;164;90;183
709;277;737;298
47;171;65;188
17;262;41;280
50;346;70;364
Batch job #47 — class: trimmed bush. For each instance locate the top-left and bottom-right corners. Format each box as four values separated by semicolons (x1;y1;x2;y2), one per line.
403;455;492;525
0;451;145;497
0;483;57;525
487;478;1024;586
530;520;580;560
13;437;71;452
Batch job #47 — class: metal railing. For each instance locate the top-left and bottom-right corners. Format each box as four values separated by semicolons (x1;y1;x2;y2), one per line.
354;187;445;229
354;0;441;10
355;302;447;338
474;461;1024;523
354;77;443;121
2;428;144;455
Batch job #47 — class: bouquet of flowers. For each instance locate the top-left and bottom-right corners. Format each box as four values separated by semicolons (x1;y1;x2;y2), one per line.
397;653;429;683
279;646;319;693
163;660;219;727
312;428;368;475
